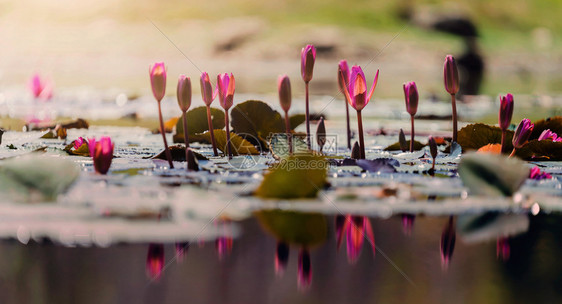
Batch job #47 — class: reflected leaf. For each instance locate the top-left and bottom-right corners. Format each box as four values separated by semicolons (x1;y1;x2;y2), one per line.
255;210;328;247
255;154;327;199
456;213;529;244
458;152;529;197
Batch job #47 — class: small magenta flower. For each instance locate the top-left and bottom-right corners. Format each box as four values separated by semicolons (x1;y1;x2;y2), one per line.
150;62;173;168
298;248;312;290
146;244;164;280
279;75;293;153
200;72;219;156
538;129;562;142
338;60;352;149
301;44;316;84
29;74;53;100
341;65;379;159
217;73;235;159
440;216;456;270
510;118;534;157
403;81;419;152
444;55;459;142
301;44;316;149
73;137;87;150
177;75;192;160
499;93;514;153
529;167;552;180
88;136;114;174
275;242;290;276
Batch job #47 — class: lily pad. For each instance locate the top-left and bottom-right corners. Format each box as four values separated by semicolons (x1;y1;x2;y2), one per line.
197;130;260;155
384;140;425;151
457;123;514;152
255;210;328;246
514;139;562;161
173;106;225;143
289;114;306;130
231;100;285;149
63;141;90;157
458;152;529;197
152;145;209;161
255;154;327;199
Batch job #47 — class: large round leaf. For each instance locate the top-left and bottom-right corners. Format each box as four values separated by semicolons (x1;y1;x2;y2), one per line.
174;106;225;143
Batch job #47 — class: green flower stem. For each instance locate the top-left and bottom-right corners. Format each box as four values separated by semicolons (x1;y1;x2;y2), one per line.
157;101;174;168
206;105;219;156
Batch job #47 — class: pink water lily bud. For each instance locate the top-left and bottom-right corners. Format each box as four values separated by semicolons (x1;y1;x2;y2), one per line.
88;136;114;174
217;73;235;110
200;72;217;106
301;44;316;83
428;136;438;159
443;55;459;95
298;249;312;290
341;66;379;111
149;62;167;102
403;81;419;116
538;129;562;142
512;118;534;149
176;75;192;113
278;75;292;113
499;93;514;130
275;242;289;276
29;74;53;100
146;244;164;280
338;60;350;97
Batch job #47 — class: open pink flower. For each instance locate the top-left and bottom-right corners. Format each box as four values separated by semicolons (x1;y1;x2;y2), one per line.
512;119;534;149
73;137;87;150
529;167;552;180
341;66;379;111
217;73;235;110
149;62;166;102
88;136;114;174
538;129;562;142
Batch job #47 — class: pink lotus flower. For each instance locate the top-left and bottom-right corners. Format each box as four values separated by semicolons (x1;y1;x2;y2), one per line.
443;55;459;95
338;60;352;149
278;75;292;113
341;66;379;111
298;248;312;290
499;93;514;131
149;62;166;102
275;242;289;276
440;217;456;270
29;74;53;100
73;137;87;150
146;243;164;280
512;119;534;150
403;81;419;116
88;136;114;174
538;129;562;142
301;45;316;83
529;167;552;180
177;75;192;113
217;73;235;110
200;72;217;106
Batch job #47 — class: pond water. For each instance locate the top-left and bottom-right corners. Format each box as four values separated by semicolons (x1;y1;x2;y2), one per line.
0;214;560;304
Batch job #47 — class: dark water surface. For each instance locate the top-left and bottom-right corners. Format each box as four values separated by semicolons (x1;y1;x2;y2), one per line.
0;214;561;304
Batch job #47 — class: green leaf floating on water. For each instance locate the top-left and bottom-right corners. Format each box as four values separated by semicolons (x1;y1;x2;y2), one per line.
0;155;80;202
63;141;90;157
173;106;225;143
231;100;285;150
457;123;514;152
255;153;327;199
458;152;529;197
530;116;562;140
255;210;328;247
515;139;562;161
197;130;260;155
383;140;425;151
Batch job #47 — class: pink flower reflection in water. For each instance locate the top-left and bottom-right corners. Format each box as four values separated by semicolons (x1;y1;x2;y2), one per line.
215;220;233;260
402;214;415;236
497;237;510;261
175;242;190;263
275;242;289;276
146;244;164;280
298;248;312;290
440;217;456;270
335;215;375;264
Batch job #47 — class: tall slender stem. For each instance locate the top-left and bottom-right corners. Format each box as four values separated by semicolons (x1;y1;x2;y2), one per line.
345;101;351;149
357;110;365;159
305;82;311;149
206;106;218;156
500;130;506;154
410;114;415;152
225;111;232;159
182;111;189;166
451;94;458;142
157;101;174;168
284;111;292;155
